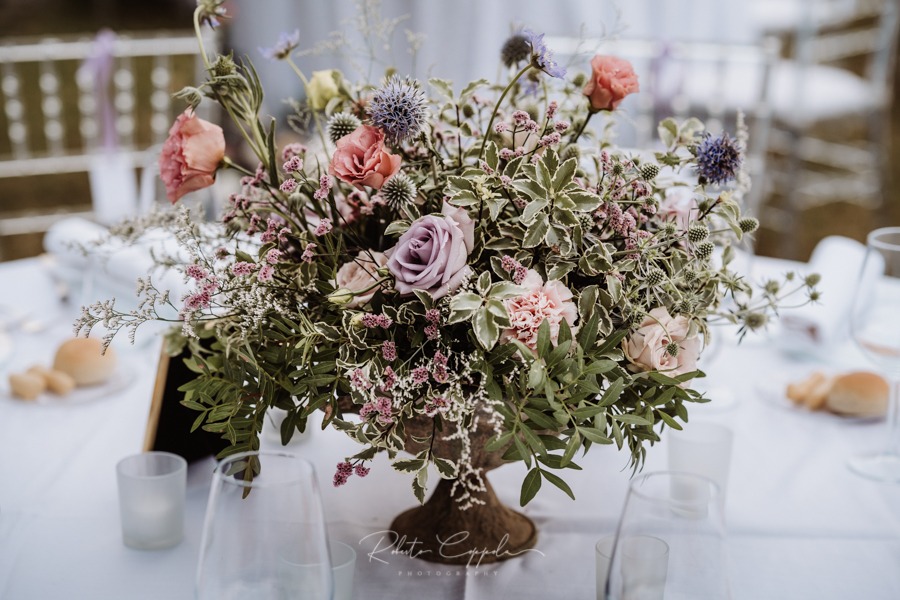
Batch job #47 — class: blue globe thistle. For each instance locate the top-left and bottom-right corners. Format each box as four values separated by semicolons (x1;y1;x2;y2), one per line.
695;133;742;185
523;29;566;79
367;75;427;145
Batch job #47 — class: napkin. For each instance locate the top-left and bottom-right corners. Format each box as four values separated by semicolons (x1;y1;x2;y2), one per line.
778;236;882;351
43;217;189;309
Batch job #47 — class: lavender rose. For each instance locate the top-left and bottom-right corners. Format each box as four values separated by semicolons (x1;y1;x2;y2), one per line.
386;203;474;299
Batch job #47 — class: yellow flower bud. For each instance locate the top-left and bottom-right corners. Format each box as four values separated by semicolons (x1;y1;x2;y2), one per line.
307;70;341;111
328;288;355;306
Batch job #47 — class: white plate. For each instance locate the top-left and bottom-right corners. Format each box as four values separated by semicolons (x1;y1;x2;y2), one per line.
0;331;11;369
2;360;135;406
754;369;883;423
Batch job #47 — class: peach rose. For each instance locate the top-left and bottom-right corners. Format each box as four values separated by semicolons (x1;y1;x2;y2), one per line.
159;109;225;203
501;269;578;350
583;55;640;112
334;251;388;308
329;125;401;189
624;307;701;379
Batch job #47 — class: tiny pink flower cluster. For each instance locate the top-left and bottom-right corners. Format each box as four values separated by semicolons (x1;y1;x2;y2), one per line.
359;396;393;425
361;313;393;328
333;461;371;487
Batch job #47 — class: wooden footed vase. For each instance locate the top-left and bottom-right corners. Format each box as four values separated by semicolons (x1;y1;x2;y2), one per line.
389;413;538;565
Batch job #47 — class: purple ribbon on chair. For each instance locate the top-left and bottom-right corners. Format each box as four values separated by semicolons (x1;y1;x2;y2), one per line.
78;29;117;152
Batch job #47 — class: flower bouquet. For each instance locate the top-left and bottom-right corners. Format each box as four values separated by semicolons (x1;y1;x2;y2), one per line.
78;1;818;564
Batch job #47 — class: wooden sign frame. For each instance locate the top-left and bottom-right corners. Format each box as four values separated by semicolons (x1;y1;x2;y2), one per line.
142;346;227;462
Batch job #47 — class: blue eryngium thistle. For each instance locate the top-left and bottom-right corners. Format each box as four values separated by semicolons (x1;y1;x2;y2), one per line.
367;75;427;145
523;29;566;79
259;30;300;61
695;133;742;185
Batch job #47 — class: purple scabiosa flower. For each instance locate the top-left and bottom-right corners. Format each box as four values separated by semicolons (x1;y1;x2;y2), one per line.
260;30;300;61
382;340;397;362
695;133;742;185
367;75;427;145
197;0;227;28
354;464;370;478
523;29;566;79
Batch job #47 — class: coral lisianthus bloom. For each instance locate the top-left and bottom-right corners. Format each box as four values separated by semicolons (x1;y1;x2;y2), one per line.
159;109;225;203
329;125;401;189
583;55;640;112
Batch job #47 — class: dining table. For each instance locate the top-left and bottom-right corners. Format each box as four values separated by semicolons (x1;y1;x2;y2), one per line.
1;250;899;600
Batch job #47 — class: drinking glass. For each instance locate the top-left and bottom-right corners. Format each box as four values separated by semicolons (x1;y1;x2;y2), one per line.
605;471;730;600
848;227;900;482
196;451;333;599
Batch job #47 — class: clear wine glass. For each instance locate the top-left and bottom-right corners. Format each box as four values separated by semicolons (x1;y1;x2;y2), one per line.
196;451;333;599
604;471;731;600
848;227;900;482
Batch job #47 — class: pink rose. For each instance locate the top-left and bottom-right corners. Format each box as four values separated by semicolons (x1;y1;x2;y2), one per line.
329;125;401;189
159;109;225;203
624;307;701;379
659;187;698;232
501;270;578;350
583;55;640;112
334;251;388;308
386;212;473;299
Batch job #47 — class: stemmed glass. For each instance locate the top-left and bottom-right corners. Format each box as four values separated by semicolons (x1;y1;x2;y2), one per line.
848;227;900;482
604;471;731;600
196;451;333;599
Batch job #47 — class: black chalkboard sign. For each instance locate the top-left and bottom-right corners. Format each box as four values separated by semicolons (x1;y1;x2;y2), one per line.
143;347;228;462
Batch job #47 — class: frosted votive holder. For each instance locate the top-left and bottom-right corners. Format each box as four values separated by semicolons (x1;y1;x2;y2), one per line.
116;451;187;550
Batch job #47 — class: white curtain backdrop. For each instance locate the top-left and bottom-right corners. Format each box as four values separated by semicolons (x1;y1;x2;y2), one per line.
223;0;804;120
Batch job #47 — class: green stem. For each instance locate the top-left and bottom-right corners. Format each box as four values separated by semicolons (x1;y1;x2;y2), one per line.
286;57;331;153
569;109;597;145
479;64;532;161
192;8;212;71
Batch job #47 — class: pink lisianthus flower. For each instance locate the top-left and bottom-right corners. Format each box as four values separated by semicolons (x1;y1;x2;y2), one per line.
159;109;225;203
328;125;401;189
500;270;578;350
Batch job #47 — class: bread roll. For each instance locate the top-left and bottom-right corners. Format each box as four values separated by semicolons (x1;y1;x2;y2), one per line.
27;365;51;380
45;370;76;396
786;371;832;409
9;372;46;400
53;338;117;386
826;371;889;418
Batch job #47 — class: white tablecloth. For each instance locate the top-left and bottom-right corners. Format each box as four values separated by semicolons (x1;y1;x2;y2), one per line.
1;256;899;599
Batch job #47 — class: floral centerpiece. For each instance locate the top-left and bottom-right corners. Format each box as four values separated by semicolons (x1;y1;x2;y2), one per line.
77;0;817;563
